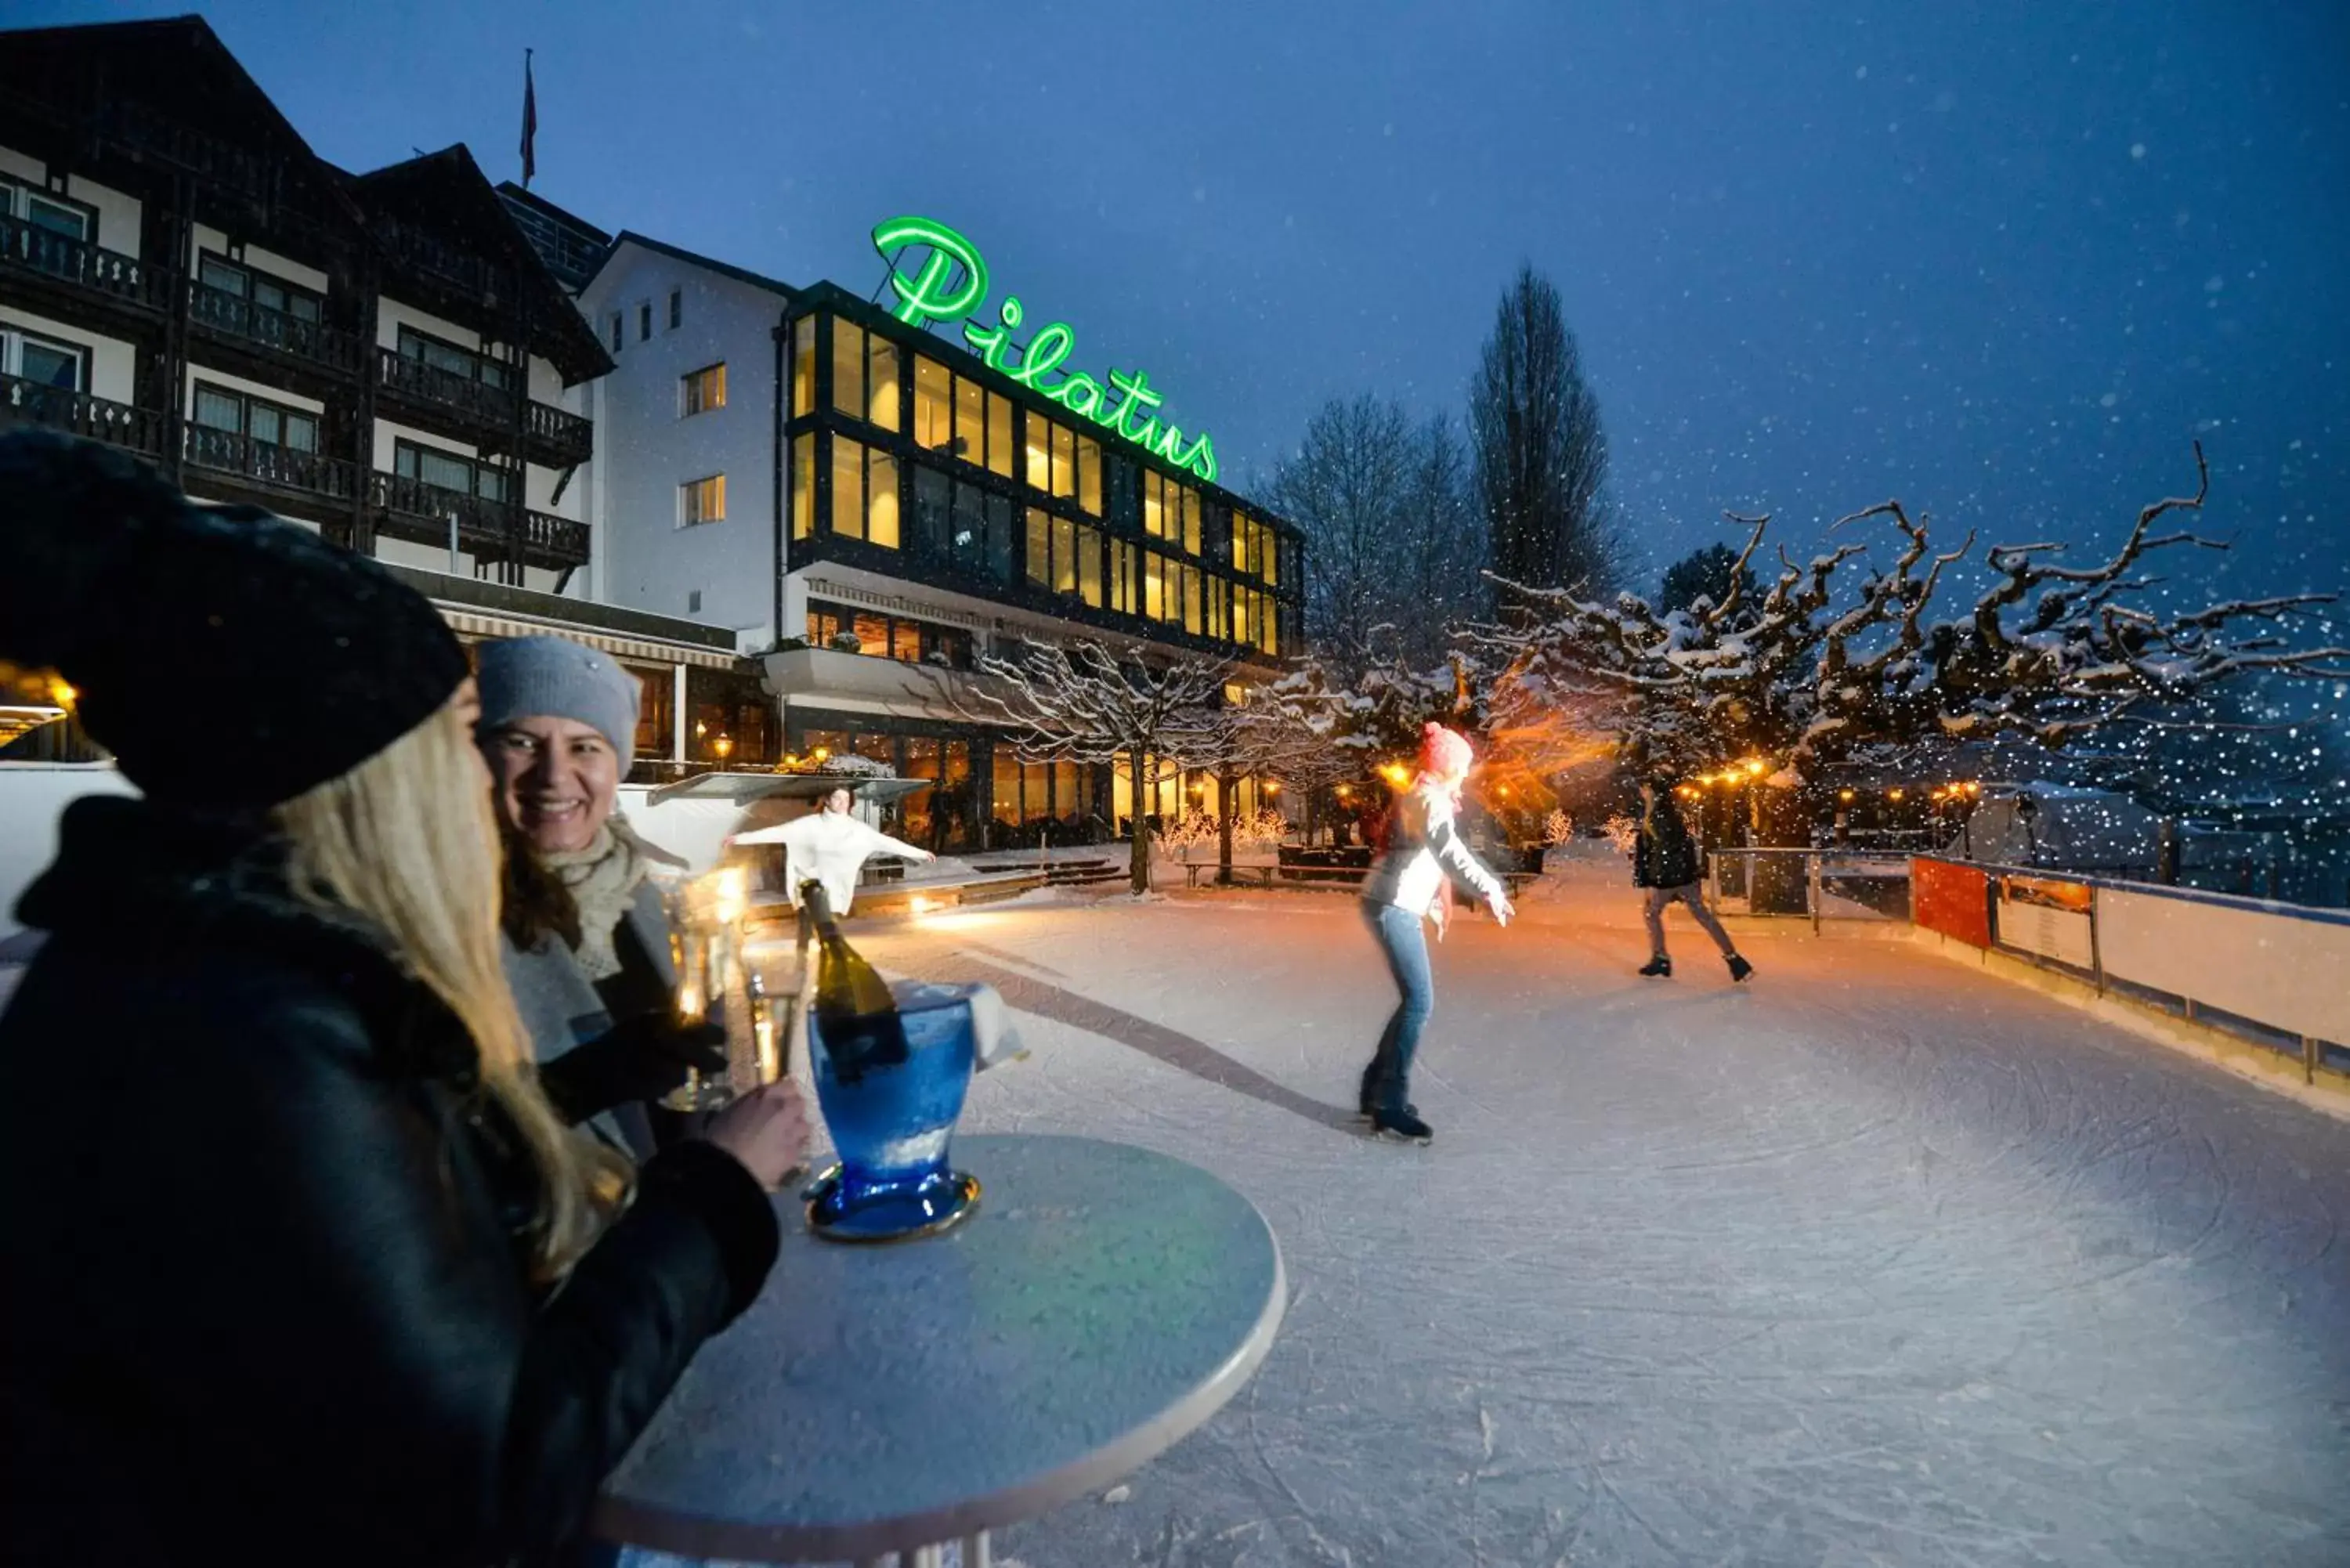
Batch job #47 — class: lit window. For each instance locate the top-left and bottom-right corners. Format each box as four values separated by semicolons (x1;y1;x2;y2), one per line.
914;356;953;452
1144;552;1166;621
869;449;899;548
869;336;902;432
682;474;726;526
1078;434;1102;516
987;392;1013;478
832;320;867;421
1181;488;1201;555
790;433;814;540
682;363;726;417
1050;423;1075;500
790;317;815;417
1054;515;1076;595
1022;412;1049;492
1077;526;1103;607
1025;507;1051;587
1183;564;1202;635
833;436;866;540
956;375;985;467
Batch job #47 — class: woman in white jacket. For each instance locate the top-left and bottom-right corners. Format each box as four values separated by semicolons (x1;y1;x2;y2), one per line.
1356;724;1515;1143
730;785;935;916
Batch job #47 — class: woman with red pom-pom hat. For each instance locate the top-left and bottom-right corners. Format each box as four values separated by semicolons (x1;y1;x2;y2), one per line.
1354;722;1517;1143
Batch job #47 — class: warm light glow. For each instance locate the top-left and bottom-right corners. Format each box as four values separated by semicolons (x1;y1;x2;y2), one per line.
709;866;750;927
1498;785;1511;797
1744;759;1766;778
1888;787;1906;802
1376;761;1413;791
1965;782;1982;797
1838;788;1856;803
52;680;77;707
1264;780;1281;795
1336;784;1353;800
812;746;830;761
714;735;734;759
909;894;936;915
695;721;708;737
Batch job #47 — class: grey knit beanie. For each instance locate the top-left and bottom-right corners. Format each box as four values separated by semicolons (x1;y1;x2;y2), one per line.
474;635;642;771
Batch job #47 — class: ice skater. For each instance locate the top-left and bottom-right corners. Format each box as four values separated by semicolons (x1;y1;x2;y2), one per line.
729;783;936;916
1633;775;1753;982
1357;723;1517;1145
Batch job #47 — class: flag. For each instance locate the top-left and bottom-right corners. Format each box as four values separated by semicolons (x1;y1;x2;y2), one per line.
519;49;537;186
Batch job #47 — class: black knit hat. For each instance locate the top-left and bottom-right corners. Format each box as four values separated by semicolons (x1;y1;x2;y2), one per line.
0;430;468;813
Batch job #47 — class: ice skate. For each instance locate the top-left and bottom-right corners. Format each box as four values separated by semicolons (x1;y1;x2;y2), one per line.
1727;954;1754;983
1638;955;1672;977
1357;1064;1417;1121
1372;1106;1434;1144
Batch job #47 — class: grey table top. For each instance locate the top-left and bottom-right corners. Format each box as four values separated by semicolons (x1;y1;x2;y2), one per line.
593;1133;1287;1562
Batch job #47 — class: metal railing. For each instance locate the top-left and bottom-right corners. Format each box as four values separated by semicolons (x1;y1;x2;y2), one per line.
0;374;169;456
187;280;364;375
0;212;163;310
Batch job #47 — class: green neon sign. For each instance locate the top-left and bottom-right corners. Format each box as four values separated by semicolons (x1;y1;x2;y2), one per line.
871;215;1219;485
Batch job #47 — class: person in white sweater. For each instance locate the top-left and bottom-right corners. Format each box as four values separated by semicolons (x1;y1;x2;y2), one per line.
1355;723;1516;1144
730;786;935;916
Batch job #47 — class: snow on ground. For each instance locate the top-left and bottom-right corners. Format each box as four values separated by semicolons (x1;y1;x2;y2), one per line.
811;868;2350;1567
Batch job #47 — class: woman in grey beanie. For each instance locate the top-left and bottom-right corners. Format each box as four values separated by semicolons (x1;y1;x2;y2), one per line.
475;635;721;1154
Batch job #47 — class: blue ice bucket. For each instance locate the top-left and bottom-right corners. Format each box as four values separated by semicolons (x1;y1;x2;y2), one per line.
805;980;1000;1241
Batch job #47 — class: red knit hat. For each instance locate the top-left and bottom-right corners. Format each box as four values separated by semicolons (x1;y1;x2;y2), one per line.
1419;722;1474;779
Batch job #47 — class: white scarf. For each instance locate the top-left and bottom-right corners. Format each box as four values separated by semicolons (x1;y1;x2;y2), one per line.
538;822;649;981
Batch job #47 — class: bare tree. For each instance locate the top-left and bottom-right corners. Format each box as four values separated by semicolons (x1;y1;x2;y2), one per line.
1396;413;1488;662
964;640;1231;893
1466;446;2350;814
1268;396;1415;651
1470;266;1620;610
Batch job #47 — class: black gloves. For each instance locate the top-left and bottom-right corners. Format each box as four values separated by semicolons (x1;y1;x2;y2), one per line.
537;1015;729;1125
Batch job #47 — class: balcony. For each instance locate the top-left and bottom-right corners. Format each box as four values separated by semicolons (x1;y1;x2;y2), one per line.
0;211;166;317
761;645;1008;724
374;346;592;468
371;469;588;572
186;280;365;379
181;422;362;507
0;373;169;457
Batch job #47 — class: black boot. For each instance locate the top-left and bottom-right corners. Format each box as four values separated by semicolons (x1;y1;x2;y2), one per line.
1372;1106;1434;1144
1358;1064;1418;1121
1638;955;1672;977
1727;953;1754;983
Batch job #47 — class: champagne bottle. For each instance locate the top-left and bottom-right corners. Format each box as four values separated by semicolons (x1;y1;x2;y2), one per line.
801;880;907;1082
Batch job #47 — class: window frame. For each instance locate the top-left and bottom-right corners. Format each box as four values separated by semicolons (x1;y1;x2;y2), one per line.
197;378;323;452
0;176;97;243
680;472;728;528
1;321;89;390
681;361;728;418
668;288;682;331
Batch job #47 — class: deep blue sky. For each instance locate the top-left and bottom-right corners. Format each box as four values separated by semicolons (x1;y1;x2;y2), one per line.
27;0;2350;603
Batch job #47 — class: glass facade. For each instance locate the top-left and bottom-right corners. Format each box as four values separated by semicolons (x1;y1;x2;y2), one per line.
784;302;1304;661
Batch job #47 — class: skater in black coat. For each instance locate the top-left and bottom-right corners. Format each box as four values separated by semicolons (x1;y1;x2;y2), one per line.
0;432;810;1567
1632;777;1752;981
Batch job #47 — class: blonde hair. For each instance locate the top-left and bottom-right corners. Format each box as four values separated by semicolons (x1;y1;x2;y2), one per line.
274;692;631;1280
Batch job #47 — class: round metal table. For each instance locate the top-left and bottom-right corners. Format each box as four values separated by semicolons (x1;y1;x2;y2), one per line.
593;1133;1286;1566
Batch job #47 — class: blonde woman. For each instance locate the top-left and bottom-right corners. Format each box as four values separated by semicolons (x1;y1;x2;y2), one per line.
0;432;806;1566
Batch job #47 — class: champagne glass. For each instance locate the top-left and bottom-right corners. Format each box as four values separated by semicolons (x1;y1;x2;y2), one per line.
662;867;754;1112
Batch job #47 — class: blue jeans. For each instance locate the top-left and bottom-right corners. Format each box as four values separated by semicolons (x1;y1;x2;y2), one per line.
1363;900;1434;1114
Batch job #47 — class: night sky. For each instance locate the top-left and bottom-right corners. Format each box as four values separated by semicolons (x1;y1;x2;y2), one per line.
23;0;2350;605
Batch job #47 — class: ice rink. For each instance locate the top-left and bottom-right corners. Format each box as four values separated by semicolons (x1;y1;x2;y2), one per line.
816;869;2350;1567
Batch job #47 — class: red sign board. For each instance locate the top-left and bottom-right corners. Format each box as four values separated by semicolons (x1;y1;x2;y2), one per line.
1912;858;1991;947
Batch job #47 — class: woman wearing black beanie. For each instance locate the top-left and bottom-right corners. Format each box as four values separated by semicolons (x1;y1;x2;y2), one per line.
0;431;808;1566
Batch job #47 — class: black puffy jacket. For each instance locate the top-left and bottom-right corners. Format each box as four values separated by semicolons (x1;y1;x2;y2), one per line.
1632;795;1703;889
0;797;779;1566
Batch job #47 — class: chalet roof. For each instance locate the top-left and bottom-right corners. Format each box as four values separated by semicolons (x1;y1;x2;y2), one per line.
0;15;375;243
348;146;614;385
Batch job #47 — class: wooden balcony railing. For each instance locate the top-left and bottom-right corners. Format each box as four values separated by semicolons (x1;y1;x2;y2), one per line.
518;395;595;467
181;423;362;502
0;374;170;456
371;471;588;567
376;346;591;463
0;212;165;312
187;280;365;376
375;345;516;425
